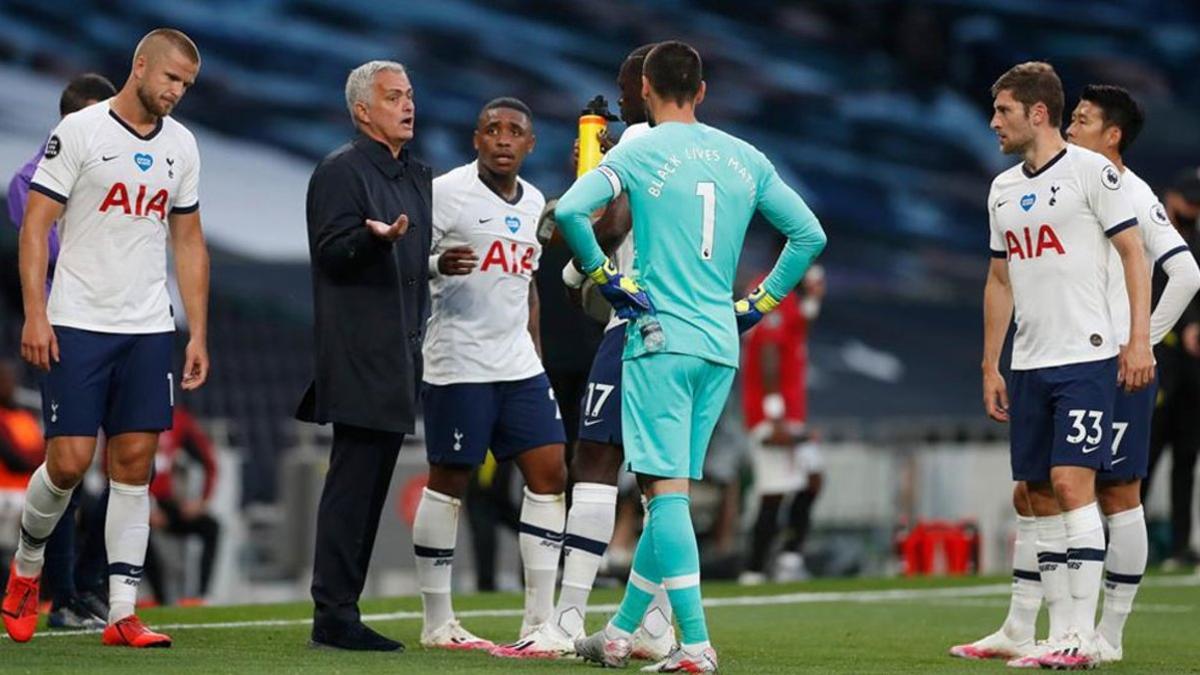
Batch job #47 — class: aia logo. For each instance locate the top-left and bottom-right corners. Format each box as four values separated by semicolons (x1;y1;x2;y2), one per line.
480;240;535;275
1005;224;1065;260
99;182;169;221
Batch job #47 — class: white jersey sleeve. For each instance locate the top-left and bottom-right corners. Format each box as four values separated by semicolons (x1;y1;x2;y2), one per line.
1080;154;1138;236
1107;169;1198;345
987;181;1006;257
30;112;91;201
173;130;200;212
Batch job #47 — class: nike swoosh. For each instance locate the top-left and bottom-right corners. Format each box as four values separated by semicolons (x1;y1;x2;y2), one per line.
1112;457;1126;465
102;155;118;162
582;419;604;427
996;200;1009;208
1082;446;1100;454
479;217;494;223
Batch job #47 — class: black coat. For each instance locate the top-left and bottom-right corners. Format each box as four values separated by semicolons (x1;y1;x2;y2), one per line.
296;135;433;434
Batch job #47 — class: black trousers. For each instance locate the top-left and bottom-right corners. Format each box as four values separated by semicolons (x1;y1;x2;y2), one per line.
311;423;404;627
1145;347;1200;557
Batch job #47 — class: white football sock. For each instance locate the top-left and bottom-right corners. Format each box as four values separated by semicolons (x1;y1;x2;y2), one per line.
1063;503;1106;634
1002;515;1043;643
1035;513;1071;640
555;482;617;637
14;464;73;578
413;488;459;632
106;481;150;622
1098;505;1146;649
519;487;565;630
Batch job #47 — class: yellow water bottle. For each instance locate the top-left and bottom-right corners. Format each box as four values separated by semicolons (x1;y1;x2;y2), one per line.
577;95;618;177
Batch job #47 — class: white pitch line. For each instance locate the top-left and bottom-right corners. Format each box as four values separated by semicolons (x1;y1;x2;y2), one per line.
14;575;1198;640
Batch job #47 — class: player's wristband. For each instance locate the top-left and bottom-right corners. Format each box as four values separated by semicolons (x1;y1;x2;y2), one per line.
428;253;441;278
747;285;781;313
587;258;620;285
562;261;586;289
763;393;786;420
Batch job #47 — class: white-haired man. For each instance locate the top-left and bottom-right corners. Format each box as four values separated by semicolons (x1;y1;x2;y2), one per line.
297;60;432;652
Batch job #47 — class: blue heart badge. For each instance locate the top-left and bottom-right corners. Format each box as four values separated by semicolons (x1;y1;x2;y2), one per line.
505;215;520;233
134;153;154;172
1020;193;1036;211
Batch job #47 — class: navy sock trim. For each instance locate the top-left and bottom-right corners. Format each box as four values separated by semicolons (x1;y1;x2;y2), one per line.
108;562;144;579
564;533;608;556
413;545;454;559
1013;568;1042;582
1037;551;1068;564
1105;571;1143;585
519;522;565;542
19;526;50;548
1067;547;1106;562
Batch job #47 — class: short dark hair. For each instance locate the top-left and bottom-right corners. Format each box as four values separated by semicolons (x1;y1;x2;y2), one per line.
60;73;116;116
991;61;1064;127
1079;84;1144;153
480;97;532;123
644;41;703;106
626;43;656;65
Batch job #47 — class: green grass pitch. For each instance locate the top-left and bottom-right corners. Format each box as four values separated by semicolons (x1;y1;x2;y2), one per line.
2;574;1197;673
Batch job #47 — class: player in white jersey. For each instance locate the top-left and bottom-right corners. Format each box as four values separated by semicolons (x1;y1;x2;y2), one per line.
513;44;677;662
955;84;1200;667
413;98;568;656
4;29;209;649
971;62;1155;671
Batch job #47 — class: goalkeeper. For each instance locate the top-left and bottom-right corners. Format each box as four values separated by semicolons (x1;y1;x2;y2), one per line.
555;41;826;673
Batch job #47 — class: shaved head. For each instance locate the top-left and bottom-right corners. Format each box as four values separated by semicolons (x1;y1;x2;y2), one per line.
134;28;200;66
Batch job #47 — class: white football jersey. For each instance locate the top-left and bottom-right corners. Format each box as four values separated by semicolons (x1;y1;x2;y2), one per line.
1106;167;1189;345
424;162;547;385
605;121;650;331
988;144;1136;370
31;100;200;333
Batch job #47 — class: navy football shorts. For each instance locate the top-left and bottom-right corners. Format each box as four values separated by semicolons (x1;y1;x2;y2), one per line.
1008;357;1117;482
422;372;565;466
1098;378;1157;482
41;326;174;438
578;326;624;446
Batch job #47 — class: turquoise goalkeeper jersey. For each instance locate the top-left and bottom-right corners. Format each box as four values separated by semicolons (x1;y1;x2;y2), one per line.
557;121;826;368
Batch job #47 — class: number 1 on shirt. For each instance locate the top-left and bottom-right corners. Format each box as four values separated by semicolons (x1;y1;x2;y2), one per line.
696;181;715;260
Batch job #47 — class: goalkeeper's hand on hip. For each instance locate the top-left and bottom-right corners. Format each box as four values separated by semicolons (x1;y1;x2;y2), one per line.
734;285;781;333
588;258;653;320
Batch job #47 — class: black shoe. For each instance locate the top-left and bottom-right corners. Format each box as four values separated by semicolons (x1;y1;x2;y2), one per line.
310;621;405;652
78;589;109;621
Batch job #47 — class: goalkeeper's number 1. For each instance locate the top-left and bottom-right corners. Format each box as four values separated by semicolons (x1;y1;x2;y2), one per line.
696;181;715;260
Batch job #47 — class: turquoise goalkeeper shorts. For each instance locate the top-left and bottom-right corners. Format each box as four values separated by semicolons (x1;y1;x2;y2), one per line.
621;352;736;480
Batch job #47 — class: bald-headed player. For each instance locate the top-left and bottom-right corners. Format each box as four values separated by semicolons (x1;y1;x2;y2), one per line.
3;28;210;648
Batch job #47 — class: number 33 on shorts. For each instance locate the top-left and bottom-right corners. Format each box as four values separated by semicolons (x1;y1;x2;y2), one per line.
1065;409;1104;451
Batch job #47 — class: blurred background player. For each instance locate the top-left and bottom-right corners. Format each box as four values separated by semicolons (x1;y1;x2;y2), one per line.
558;41;827;672
3;28;210;649
416;97;568;656
519;43;677;662
1144;167;1200;571
6;72;117;630
954;84;1200;666
970;63;1153;670
740;264;825;585
0;359;43;580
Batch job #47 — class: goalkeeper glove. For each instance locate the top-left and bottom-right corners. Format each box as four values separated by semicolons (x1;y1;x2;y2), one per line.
734;285;781;334
588;258;653;319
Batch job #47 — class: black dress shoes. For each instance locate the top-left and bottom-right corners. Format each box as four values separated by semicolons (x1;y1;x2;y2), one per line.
310;620;405;652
